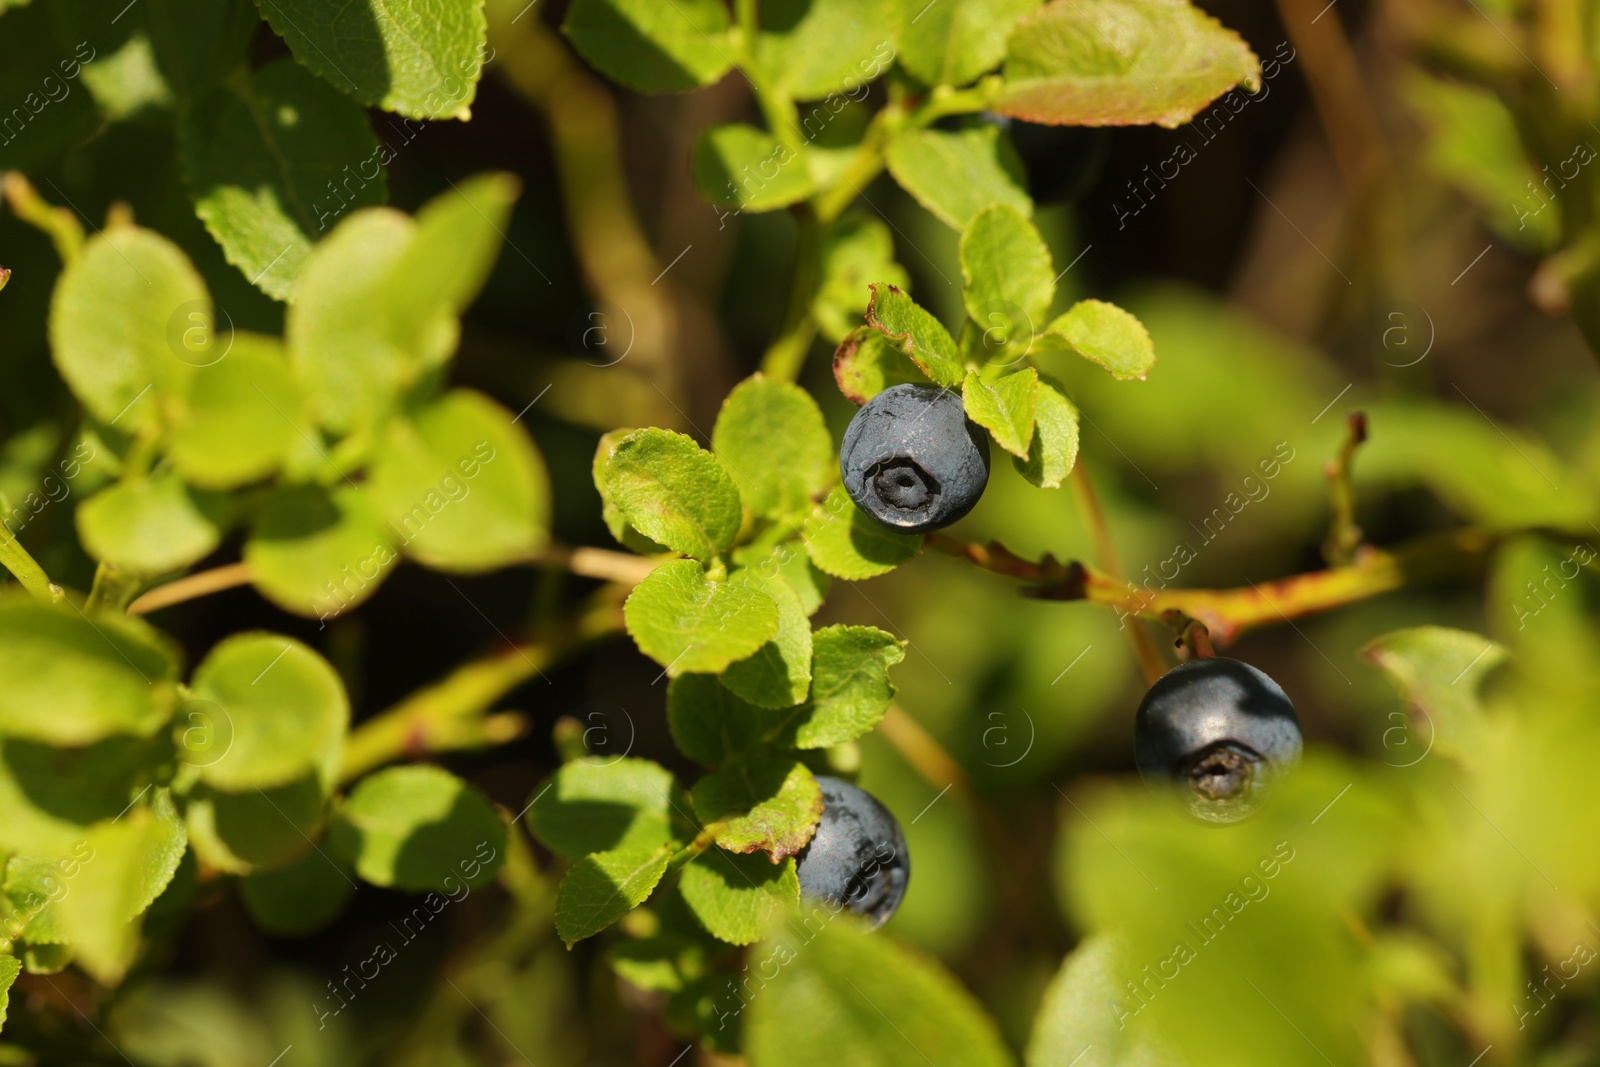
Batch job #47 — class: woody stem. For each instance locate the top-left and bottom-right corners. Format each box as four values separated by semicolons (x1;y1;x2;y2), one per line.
927;526;1501;648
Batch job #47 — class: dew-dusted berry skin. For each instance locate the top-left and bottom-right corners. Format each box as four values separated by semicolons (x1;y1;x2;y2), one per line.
1134;658;1303;824
839;384;991;533
795;777;909;927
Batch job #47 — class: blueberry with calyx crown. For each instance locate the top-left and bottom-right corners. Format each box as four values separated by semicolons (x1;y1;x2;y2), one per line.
1133;658;1303;824
839;383;990;533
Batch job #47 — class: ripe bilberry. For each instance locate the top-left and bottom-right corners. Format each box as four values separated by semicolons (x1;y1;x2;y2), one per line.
1133;658;1302;824
795;776;909;927
839;383;990;533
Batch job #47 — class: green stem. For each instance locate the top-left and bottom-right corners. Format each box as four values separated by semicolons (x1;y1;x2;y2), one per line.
85;563;145;615
665;826;719;873
2;173;84;266
1323;412;1368;566
338;590;625;784
761;79;999;382
812;103;901;224
0;523;55;601
1069;460;1168;683
759;210;822;381
809;77;997;224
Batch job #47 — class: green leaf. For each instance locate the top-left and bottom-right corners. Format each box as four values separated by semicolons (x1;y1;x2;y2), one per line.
284;175;516;436
1014;375;1080;488
0;597;179;745
554;844;674;945
608;932;706;994
862;284;965;387
727;542;834;616
0;735;168;857
238;848;356;937
995;0;1262;129
132;788;190;917
774;541;833;616
165;333;308;488
721;571;813;709
1401;70;1556;250
756;0;895;100
284;208;414;434
5;854;73;945
884;125;1031;230
680;850;799;946
1026;936;1161;1066
692;124;815;211
364;389;551;572
593;429;671;554
189;633;349;791
745;913;1015;1067
185;776;328;874
690;752;822;859
895;0;1038;88
605;429;742;560
1356;401;1593;530
788;624;904;748
1056;758;1393;1067
712;375;834;521
49;225;209;432
562;0;733;93
253;0;489;119
329;765;506;891
1039;299;1155;380
182;57;387;300
814;216;911;344
244;484;398;618
1361;627;1507;765
525;757;679;858
57;805;185;986
623;560;781;676
667;674;784;766
832;326;928;405
20;943;72;976
962;367;1038;459
960;204;1055;350
0;952;16;1028
75;472;226;574
389;171;520;343
80;31;174;119
803;485;922;580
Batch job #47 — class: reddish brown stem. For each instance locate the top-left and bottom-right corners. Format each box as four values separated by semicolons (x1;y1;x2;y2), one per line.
931;527;1499;648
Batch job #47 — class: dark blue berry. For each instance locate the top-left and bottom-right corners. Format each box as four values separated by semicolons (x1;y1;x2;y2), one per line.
1134;658;1302;824
839;384;990;533
795;777;909;927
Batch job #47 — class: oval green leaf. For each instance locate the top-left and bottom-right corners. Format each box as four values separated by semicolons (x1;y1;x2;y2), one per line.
329;764;506;891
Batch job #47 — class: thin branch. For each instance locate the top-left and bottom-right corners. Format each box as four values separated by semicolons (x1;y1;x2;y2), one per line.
879;704;971;793
339;589;626;784
545;544;663;585
1323;411;1368;566
0;521;57;602
933;526;1500;648
1161;610;1216;660
486;0;678;383
125;547;660;617
2;172;84;266
1069;461;1169;682
127;562;252;615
